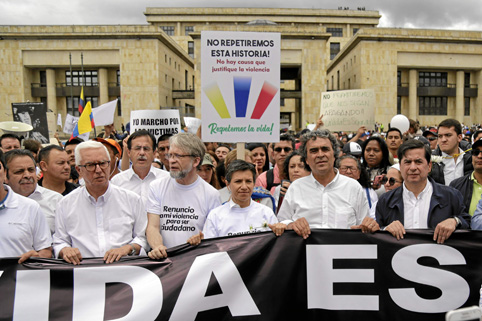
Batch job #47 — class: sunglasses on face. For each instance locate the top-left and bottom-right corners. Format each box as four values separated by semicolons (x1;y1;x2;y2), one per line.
381;176;402;186
427;137;437;141
472;149;482;157
274;147;293;153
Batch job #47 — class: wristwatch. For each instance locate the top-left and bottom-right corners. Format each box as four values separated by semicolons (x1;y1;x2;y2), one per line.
128;244;136;256
453;217;461;229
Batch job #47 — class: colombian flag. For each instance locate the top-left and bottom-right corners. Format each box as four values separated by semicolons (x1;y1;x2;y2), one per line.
78;87;85;113
71;101;94;138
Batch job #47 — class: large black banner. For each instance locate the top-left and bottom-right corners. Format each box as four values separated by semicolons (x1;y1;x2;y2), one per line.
11;102;49;143
1;229;482;321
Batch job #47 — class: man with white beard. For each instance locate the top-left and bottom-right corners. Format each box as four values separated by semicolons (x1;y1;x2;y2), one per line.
146;133;221;259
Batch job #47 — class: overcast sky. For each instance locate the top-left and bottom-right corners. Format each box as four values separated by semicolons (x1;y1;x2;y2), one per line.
2;0;482;31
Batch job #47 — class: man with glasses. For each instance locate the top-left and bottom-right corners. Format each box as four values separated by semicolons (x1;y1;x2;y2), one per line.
53;141;148;265
146;133;221;259
450;138;482;217
374;139;470;244
255;134;295;194
111;130;168;205
422;127;438;151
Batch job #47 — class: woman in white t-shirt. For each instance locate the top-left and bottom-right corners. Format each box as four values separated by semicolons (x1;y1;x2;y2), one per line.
203;160;286;238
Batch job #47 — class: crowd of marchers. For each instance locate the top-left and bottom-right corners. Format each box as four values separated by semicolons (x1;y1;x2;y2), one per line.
1;116;482;264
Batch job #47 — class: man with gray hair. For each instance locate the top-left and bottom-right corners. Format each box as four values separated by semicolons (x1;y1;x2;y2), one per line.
53;141;148;264
278;130;370;238
146;133;221;259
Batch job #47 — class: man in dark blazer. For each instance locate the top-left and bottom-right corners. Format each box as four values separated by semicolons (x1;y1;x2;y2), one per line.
376;139;470;244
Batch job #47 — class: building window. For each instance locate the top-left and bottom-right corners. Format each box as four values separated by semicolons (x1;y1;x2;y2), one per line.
418;72;447;87
397;71;402;86
185;26;194;35
465;72;470;88
330;43;340;60
65;70;98;87
39;71;46;87
419;96;447;115
161;26;174;36
188;41;194;58
67;96;98;117
280;98;285;107
116;70;120;86
327;28;343;37
397;96;401;114
117;97;122;116
353;28;359;35
465;97;470;116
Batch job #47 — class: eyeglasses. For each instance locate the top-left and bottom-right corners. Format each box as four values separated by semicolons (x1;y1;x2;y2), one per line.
166;153;194;160
381;176;402;186
158;146;169;152
427;137;437;141
274;147;293;153
132;146;152;152
472;150;482;157
78;161;110;172
339;166;359;173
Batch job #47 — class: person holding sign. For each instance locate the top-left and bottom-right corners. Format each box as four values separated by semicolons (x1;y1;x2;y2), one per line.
277;130;369;239
146;133;221;259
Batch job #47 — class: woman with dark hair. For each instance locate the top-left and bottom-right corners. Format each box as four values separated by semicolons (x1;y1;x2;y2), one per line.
273;150;310;211
361;136;391;190
203;160;285;238
246;143;270;175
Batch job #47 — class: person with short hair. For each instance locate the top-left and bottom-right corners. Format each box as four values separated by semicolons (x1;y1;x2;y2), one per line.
111;130;169;205
64;137;84;167
255;134;295;194
53;141;148;264
203;160;284;238
23;139;42;161
431;119;473;185
157;134;173;171
278;130;369;239
0;149;52;263
38;145;78;196
146;133;221;259
375;139;470;243
422;127;438;151
385;127;403;159
5;149;62;234
0;133;21;152
215;144;231;161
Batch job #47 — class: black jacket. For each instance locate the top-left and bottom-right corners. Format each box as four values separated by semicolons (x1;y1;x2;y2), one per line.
375;177;471;229
449;172;474;213
430;147;473;185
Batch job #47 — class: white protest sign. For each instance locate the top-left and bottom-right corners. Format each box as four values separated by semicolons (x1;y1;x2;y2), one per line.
130;110;180;141
184;117;202;134
201;31;280;143
320;89;375;132
63;114;78;135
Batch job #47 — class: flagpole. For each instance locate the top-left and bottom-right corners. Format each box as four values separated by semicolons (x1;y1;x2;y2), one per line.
80;52;96;137
69;52;73;115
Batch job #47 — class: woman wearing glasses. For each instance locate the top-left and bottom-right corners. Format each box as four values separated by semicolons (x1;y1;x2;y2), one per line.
381;164;403;192
336;155;378;218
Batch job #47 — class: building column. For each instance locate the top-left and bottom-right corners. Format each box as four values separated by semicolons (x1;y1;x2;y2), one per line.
455;70;464;122
408;69;417;119
98;68;108;105
46;69;57;114
476;71;482;123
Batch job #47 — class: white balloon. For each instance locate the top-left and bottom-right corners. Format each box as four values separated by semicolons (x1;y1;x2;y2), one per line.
390;115;410;133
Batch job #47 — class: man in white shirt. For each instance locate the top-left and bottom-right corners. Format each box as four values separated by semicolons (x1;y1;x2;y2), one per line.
5;149;62;234
375;139;470;244
146;133;221;259
0;150;52;263
431;119;473;185
53;141;148;265
278;130;369;239
111;130;168;205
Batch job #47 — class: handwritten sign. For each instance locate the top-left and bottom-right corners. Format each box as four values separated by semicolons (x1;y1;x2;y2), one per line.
320;89;375;132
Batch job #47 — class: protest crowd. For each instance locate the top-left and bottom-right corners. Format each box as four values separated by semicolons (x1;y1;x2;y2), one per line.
1;115;482;267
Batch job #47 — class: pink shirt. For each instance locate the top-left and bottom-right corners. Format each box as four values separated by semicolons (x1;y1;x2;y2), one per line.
255;164;281;195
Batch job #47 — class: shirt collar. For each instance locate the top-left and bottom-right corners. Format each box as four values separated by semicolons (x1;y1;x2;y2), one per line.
229;198;252;209
83;183;112;204
3;185;17;209
402;179;432;200
309;169;339;188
